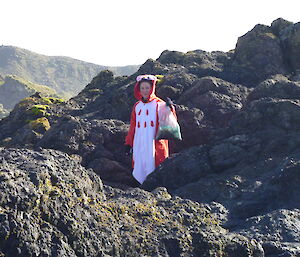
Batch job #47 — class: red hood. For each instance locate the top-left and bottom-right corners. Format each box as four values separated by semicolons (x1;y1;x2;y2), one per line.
134;78;158;102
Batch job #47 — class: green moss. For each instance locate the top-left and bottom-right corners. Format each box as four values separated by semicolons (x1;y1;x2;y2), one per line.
87;89;103;93
18;97;37;107
155;74;165;86
30;105;50;116
41;97;65;104
25;119;34;124
29;117;50;131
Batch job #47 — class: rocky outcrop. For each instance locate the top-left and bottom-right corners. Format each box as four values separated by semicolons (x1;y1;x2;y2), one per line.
0;95;67;148
157;49;231;79
142;74;300;255
177;76;251;126
247;74;300;101
37;116;134;185
0;147;263;256
228;24;289;85
273;19;300;75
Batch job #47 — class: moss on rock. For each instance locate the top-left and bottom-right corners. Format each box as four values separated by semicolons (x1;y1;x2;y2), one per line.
29;117;51;132
30;105;50;116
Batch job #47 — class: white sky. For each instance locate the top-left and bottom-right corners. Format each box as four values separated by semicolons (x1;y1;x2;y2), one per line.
1;0;299;66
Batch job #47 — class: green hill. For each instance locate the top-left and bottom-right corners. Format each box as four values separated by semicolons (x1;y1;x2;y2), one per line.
0;45;139;98
0;74;59;118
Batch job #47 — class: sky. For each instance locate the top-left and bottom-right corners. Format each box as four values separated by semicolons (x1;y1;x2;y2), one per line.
1;0;299;66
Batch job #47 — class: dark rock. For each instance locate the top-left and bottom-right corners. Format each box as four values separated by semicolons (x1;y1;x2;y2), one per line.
271;18;293;37
238;209;300;256
278;21;300;74
157;49;231;79
156;72;197;100
0;147;263;257
178;76;251;126
209;142;245;170
168;104;218;153
229;24;289;85
142;134;300;255
83;69;114;91
157;50;186;65
37;117;138;185
248;74;300;101
142;145;213;191
229;98;300;133
0;96;67;147
136;58;170;75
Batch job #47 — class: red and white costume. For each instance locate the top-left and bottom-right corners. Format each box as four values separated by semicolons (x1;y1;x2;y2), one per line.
124;75;177;184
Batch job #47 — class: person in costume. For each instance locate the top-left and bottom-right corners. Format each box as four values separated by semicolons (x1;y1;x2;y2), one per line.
124;74;177;184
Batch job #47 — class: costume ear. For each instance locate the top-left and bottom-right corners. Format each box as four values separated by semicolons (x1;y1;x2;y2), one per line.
136;74;157;82
136;75;144;82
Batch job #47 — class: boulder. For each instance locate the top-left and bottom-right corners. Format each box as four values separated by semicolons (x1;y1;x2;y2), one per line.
229;24;289;85
178;76;251;126
247;74;300;101
271;18;293;36
0;147;263;256
157;49;231;79
278;21;300;74
142;142;300;254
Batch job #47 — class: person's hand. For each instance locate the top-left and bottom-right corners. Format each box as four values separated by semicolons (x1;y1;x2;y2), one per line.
166;97;175;108
125;145;133;156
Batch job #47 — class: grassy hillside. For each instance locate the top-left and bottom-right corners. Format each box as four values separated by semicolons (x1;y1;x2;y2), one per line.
0;45;139;98
0;74;59;113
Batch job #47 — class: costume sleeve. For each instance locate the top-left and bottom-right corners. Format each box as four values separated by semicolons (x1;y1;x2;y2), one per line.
124;103;137;146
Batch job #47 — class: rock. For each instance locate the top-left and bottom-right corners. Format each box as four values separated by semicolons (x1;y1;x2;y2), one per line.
247;74;300;101
83;69;114;91
157;49;231;79
229;98;300;132
229;24;289;85
0;96;66;147
237;209;300;243
87;157;133;185
237;209;300;256
178;76;251;126
37;117;136;185
0;147;263;256
136;58;171;75
209;142;245;170
142;145;213;191
157;50;186;65
279;21;300;74
271;18;293;37
142;134;300;255
156;72;197;100
169;105;212;152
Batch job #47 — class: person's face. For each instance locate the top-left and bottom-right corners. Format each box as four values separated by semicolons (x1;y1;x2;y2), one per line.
140;81;152;99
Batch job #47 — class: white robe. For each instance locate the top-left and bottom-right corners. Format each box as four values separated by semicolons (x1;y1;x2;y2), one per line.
132;100;158;184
